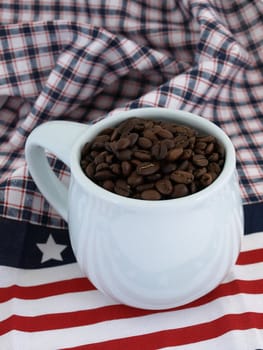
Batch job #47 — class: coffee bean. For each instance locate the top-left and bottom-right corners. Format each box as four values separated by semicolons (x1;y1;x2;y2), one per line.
136;162;160;176
127;133;139;146
172;184;189;198
136;183;154;192
170;170;194;184
178;160;189;171
127;171;144;187
110;163;121;175
174;135;189;148
85;163;95;178
161;162;177;174
116;137;130;150
102;180;114;192
151;142;167;160
192;154;208;167
96;162;109;172
156;128;173;139
155;179;173;195
141;189;161;200
134;150;152;161
114;179;131;197
94;170;115;181
115;149;132;161
138;137;152;149
166;147;183;161
200;173;213;187
121;161;132;176
205;142;214;154
208;162;221;174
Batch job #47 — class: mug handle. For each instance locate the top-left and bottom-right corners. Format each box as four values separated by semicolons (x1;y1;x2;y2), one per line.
25;121;88;222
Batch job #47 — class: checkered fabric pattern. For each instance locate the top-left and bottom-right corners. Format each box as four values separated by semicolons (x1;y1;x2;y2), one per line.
0;0;263;228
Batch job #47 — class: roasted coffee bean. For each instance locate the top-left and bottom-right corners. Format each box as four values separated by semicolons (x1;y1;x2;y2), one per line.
134;150;152;161
94;170;115;181
146;173;162;182
94;151;107;165
141;189;161;200
136;162;160;176
143;129;158;141
194;167;207;178
127;133;139;146
178;160;189;171
174;125;196;137
114;179;131;197
208;162;221;174
155;179;173;195
200;173;213;187
205;142;214;154
115;149;132;161
197;135;215;143
96;162;109;172
166;147;183;161
161;162;177;174
174;135;189;148
91;135;110;150
156;128;173;139
138;137;152;149
80;117;225;200
181;148;192;160
151;142;167;160
85;163;95;178
170;170;194;184
102;180;114;192
208;152;219;162
192;154;209;167
121;161;132;176
127;172;144;187
110;163;121;175
136;183;154;192
195;141;207;150
116;137;130;150
172;184;189;198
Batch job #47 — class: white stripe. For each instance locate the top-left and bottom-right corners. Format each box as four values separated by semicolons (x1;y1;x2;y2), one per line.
0;263;85;287
1;257;263;290
160;328;263;350
240;231;263;251
0;294;262;349
223;261;263;283
0;290;117;322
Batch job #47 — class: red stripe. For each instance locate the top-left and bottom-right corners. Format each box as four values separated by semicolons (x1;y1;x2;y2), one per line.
236;248;263;265
0;279;262;335
0;278;95;302
63;312;263;350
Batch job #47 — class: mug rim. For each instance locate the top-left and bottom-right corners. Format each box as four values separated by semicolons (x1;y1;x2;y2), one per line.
70;107;236;208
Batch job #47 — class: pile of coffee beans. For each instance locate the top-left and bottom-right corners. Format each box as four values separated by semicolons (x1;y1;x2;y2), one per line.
80;117;225;200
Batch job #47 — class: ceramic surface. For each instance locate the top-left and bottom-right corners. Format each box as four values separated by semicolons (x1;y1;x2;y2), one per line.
25;108;244;309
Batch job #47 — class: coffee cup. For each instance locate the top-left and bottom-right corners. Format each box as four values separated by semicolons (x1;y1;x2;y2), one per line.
25;108;243;310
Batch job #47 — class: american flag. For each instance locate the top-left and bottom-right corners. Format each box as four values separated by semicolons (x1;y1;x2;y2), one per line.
0;0;263;348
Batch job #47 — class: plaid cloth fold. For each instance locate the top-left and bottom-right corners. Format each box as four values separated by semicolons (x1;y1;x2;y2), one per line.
0;0;263;227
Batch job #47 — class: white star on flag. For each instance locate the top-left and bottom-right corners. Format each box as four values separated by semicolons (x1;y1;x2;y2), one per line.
37;234;67;263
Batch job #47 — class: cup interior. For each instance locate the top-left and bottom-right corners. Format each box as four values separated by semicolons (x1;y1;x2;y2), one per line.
71;108;236;206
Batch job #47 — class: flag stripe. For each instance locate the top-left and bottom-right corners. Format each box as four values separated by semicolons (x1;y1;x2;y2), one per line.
61;313;263;350
0;278;95;303
236;248;263;265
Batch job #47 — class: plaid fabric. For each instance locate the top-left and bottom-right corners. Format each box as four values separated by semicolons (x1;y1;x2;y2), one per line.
0;0;263;227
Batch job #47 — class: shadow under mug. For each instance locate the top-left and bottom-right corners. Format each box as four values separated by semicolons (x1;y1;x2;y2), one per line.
25;108;244;310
